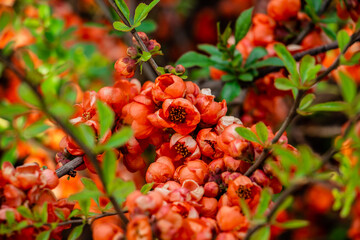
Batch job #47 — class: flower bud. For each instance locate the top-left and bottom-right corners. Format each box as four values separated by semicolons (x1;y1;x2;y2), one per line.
126;46;138;58
175;64;186;74
216;206;248;231
132;32;149;46
204;182;219;198
114;57;136;78
147;39;161;52
199;197;218;218
250;169;270;187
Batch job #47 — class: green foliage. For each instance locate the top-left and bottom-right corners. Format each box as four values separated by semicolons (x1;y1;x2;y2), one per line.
97;100;115;139
274;43;299;82
112;179;136;205
35;230;51;240
274;220;309;229
250;226;270;240
221;81;241;102
141;182;154;194
176;51;215;68
102;126;133;150
339;72;356;103
103;150;117;192
23;120;50;139
234;7;253;44
114;0;130;22
18;83;41;108
306;101;347;112
255;122;269;145
68;224;85;240
235;126;261;144
337;30;350;52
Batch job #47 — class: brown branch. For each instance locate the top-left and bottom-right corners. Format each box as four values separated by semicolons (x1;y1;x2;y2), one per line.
0;52;129;229
55;157;84;178
107;0;160;76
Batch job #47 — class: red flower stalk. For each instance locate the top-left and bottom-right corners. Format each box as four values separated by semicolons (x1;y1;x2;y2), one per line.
148;98;201;135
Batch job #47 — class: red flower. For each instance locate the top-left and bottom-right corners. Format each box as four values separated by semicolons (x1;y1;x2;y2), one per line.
148;98;201;135
70;91;98;125
164;133;201;162
215;116;243;135
184;81;200;104
216;206;248;231
152;74;186;104
195;89;227;126
98;86;127;115
114;57;136;78
196;128;224;159
126;216;152;240
146;156;175;184
174;160;208;185
252;14;276;46
267;0;301;21
122;95;156;139
227;175;262;210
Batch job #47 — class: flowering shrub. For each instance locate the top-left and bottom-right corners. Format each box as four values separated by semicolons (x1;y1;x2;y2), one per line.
1;0;360;239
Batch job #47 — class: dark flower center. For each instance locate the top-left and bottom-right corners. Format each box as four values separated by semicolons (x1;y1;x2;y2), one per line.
82;111;92;121
205;140;216;151
236;185;252;199
174;142;191;158
169;106;186;123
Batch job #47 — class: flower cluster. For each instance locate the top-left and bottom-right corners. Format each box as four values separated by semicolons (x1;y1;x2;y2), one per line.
0;162;74;239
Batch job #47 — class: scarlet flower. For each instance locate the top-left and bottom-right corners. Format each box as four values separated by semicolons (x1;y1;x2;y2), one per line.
252;14;276;46
204;182;220;198
267;0;301;21
184;81;200;104
148;98;201;135
98;86;127;115
135;191;164;214
70;91;98;125
227;175;262;210
210;67;226;81
174;219;213;240
156;206;183;240
216;232;237;240
3;184;26;207
217;124;254;161
114;57;136;78
198;197;218;218
126;216;153;240
208;158;225;174
216;206;248;231
122;95;156;139
158;134;201;162
152;74;186;104
215;116;243;135
196;128;224;159
174;160;208;185
146;156;175;184
113;78;141;102
195;89;227;126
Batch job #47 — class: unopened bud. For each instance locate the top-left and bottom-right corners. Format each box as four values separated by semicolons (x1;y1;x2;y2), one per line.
132;32;149;46
127;46;138;58
175;64;185;74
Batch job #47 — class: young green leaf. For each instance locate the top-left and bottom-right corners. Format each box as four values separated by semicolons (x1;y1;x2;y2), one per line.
23;121;50;139
250;226;270;240
235;126;261;144
307;102;347;112
36;230;51;240
103;150;117;192
176;51;214;68
81;178;98;191
275;220;309;229
112;179;136;205
198;44;222;56
135;19;157;33
17;206;33;219
339;71;356;103
255;121;268;144
221;81;241;102
251;57;284;68
134;0;160;25
114;0;130;23
68;224;84;240
274;44;299;81
337;30;350;52
299;55;315;83
238;73;253;82
235;7;253;43
104;127;132;149
5;210;15;225
0;104;28;120
141;182;154;194
299;93;315;110
97;100;115;139
74;124;96;149
18;83;41;108
245;47;267;68
274;78;296;91
113;21;133;32
139;52;152;62
255;188;272;219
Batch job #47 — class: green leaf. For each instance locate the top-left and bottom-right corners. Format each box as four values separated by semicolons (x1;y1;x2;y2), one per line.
23;121;50;139
0;104;28;120
113;21;133;32
104;127;132;149
339;71;356;103
198;44;222;56
103;150;117;192
221;81;241;102
299;55;315;83
299;93;315;110
176;51;214;68
239;198;251;219
36;230;51;240
18;83;41;108
238;73;253;82
322;26;337;40
97;100;114;139
73;124;96;149
141;182;154;194
337;30;350;52
251;57;284;68
245;47;267;68
40;202;48;223
307;101;347;112
68;224;84;240
135;19;157;33
275;220;309;229
134;0;160;25
0;146;17;165
5;210;15;225
250;226;270;240
22;51;34;70
255;122;268;144
274;78;296;91
235;7;253;43
139;51;152;62
236;126;261;144
274;44;299;81
255;188;272;218
114;0;130;22
269;196;294;223
221;74;236;82
81;178;98;191
38;4;51;20
0;12;12;30
112;179;136;205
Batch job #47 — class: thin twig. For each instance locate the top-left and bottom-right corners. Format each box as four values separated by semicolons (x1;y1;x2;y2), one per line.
107;0;160;76
56;157;83;178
